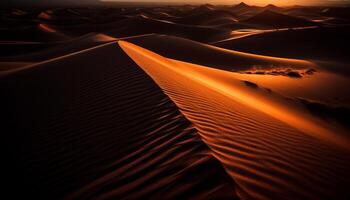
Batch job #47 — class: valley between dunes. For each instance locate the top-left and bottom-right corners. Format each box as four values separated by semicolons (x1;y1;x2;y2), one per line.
119;40;350;199
2;4;350;200
3;38;349;199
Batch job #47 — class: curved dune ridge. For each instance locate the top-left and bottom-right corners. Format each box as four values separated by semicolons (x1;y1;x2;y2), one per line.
1;42;236;199
119;41;350;200
126;34;316;72
0;33;117;64
2;5;350;200
43;14;230;43
173;9;238;26
214;26;350;67
243;10;317;28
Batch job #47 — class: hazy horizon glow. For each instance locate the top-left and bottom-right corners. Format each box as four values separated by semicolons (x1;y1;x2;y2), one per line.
2;0;349;7
103;0;350;6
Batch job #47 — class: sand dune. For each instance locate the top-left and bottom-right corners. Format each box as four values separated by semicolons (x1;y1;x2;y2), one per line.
21;6;232;42
243;10;317;28
0;23;69;42
119;41;350;200
0;33;117;74
0;41;52;58
190;4;218;14
231;2;251;11
0;61;33;71
45;15;230;42
322;7;350;20
215;25;350;75
263;4;282;12
229;70;350;107
1;42;236;199
230;2;260;17
37;23;70;39
106;16;230;42
38;8;129;26
0;9;69;42
284;6;324;18
126;34;316;72
174;9;238;26
38;9;88;24
2;4;350;200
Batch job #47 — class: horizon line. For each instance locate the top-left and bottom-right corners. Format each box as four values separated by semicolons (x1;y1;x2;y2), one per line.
1;1;350;8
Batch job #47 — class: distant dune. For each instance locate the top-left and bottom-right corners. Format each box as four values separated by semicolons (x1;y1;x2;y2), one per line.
243;10;317;28
322;7;350;19
2;42;237;199
0;33;116;64
284;6;324;18
263;4;282;12
1;4;350;200
119;40;350;200
230;2;260;16
174;10;238;26
190;4;218;14
126;34;316;72
106;16;230;42
215;26;350;75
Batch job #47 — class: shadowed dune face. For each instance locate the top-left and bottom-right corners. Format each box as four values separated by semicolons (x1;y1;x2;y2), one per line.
0;33;117;66
297;98;350;129
322;7;350;20
229;2;261;18
243;10;317;28
172;9;238;26
125;35;350;107
119;41;350;200
1;4;350;200
215;26;350;76
1;42;236;199
2;6;232;43
229;71;350;107
126;34;316;72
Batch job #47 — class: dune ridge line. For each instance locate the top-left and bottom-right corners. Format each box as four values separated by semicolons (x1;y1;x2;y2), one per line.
119;40;350;200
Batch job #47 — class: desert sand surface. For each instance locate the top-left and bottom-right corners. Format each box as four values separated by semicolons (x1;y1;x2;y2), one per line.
120;40;350;200
2;42;237;200
1;3;350;200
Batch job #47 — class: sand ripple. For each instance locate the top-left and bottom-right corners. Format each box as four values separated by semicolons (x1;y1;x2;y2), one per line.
1;42;236;199
120;41;350;200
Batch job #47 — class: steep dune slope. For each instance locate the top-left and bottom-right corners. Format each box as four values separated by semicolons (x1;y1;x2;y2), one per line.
1;42;236;199
126;34;316;72
46;15;230;43
107;16;230;42
0;33;117;63
243;10;317;28
215;26;350;75
120;41;350;200
230;2;260;18
174;10;238;26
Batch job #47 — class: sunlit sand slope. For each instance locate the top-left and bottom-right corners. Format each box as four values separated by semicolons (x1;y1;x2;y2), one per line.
214;26;350;75
1;42;236;199
119;41;350;200
126;34;316;72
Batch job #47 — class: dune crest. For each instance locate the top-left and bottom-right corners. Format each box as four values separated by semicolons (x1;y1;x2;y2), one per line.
126;34;316;72
243;10;317;28
119;40;350;200
2;4;350;199
1;42;237;199
119;41;349;149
